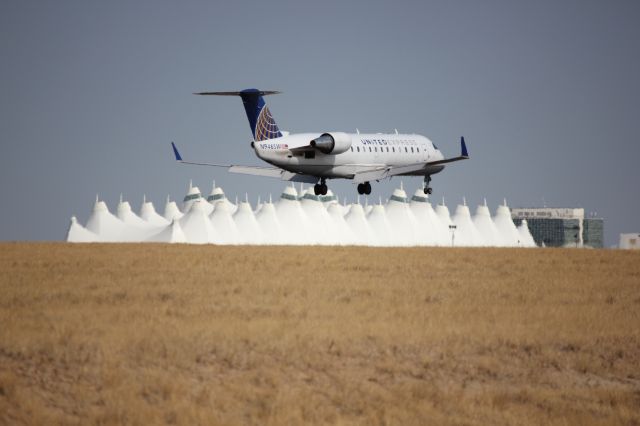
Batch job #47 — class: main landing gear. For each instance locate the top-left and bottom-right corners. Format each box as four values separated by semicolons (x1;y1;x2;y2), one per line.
314;178;328;196
357;181;372;195
423;175;433;195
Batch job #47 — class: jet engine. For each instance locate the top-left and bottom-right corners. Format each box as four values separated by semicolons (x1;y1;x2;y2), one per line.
309;132;352;155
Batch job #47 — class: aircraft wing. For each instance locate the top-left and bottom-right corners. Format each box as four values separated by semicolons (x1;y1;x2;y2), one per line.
353;163;427;183
426;137;469;166
229;166;318;183
352;138;469;183
171;142;317;183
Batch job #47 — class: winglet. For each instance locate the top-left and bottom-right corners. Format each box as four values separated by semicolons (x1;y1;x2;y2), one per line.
461;137;469;158
171;142;183;162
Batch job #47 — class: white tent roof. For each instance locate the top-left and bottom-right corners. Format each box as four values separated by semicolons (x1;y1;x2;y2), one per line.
182;181;204;214
517;219;537;247
366;202;392;246
66;216;99;243
385;186;419;246
179;198;217;244
163;196;184;222
209;200;240;244
146;219;187;243
452;201;484;246
85;198;129;241
408;189;440;246
275;185;312;244
300;188;336;245
327;203;356;245
139;196;170;227
472;200;505;246
493;200;521;246
344;201;375;245
233;198;263;245
67;182;537;248
255;198;283;244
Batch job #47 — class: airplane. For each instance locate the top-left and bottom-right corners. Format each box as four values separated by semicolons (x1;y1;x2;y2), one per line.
171;88;469;196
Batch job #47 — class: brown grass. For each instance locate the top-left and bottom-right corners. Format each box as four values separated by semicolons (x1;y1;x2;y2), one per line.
0;243;639;425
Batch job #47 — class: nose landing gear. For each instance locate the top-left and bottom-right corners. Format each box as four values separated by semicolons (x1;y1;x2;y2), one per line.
357;182;372;195
423;175;433;195
314;178;328;196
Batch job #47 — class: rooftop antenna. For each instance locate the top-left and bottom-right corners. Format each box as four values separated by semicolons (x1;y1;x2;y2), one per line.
245;193;248;203
379;196;382;205
269;193;272;203
212;179;216;191
257;195;261;205
503;198;507;207
357;195;360;205
166;194;171;204
441;196;445;206
463;196;467;206
356;128;360;134
119;193;123;204
95;194;99;204
483;197;487;207
189;179;192;190
400;180;404;191
143;194;147;204
235;195;238;205
395;128;399;135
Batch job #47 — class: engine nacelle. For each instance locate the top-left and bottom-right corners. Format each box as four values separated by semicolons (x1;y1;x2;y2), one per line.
309;132;352;155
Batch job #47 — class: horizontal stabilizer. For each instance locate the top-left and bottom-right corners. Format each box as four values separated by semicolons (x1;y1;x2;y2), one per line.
194;91;281;96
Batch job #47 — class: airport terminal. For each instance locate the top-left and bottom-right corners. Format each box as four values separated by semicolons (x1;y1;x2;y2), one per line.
66;181;539;247
511;207;604;248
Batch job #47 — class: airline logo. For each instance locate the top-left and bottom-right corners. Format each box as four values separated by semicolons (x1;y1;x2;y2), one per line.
254;106;282;141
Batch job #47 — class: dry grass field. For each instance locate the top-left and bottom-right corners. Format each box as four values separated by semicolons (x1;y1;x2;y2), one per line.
0;243;639;425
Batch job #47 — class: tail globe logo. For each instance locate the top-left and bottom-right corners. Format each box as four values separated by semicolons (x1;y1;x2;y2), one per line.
254;106;282;141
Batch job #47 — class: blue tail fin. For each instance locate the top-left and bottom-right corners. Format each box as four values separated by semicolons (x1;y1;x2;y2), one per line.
195;89;283;141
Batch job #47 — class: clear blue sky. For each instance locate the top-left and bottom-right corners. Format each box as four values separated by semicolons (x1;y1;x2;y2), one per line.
1;0;639;246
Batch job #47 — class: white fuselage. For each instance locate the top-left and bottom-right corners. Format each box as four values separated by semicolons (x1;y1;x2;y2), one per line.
254;132;445;179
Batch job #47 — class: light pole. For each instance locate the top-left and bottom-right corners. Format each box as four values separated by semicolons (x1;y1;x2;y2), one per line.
449;224;457;247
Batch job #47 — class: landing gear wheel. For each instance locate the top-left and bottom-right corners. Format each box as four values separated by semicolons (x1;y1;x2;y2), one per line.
357;182;371;195
314;184;322;196
320;183;328;196
424;187;433;195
